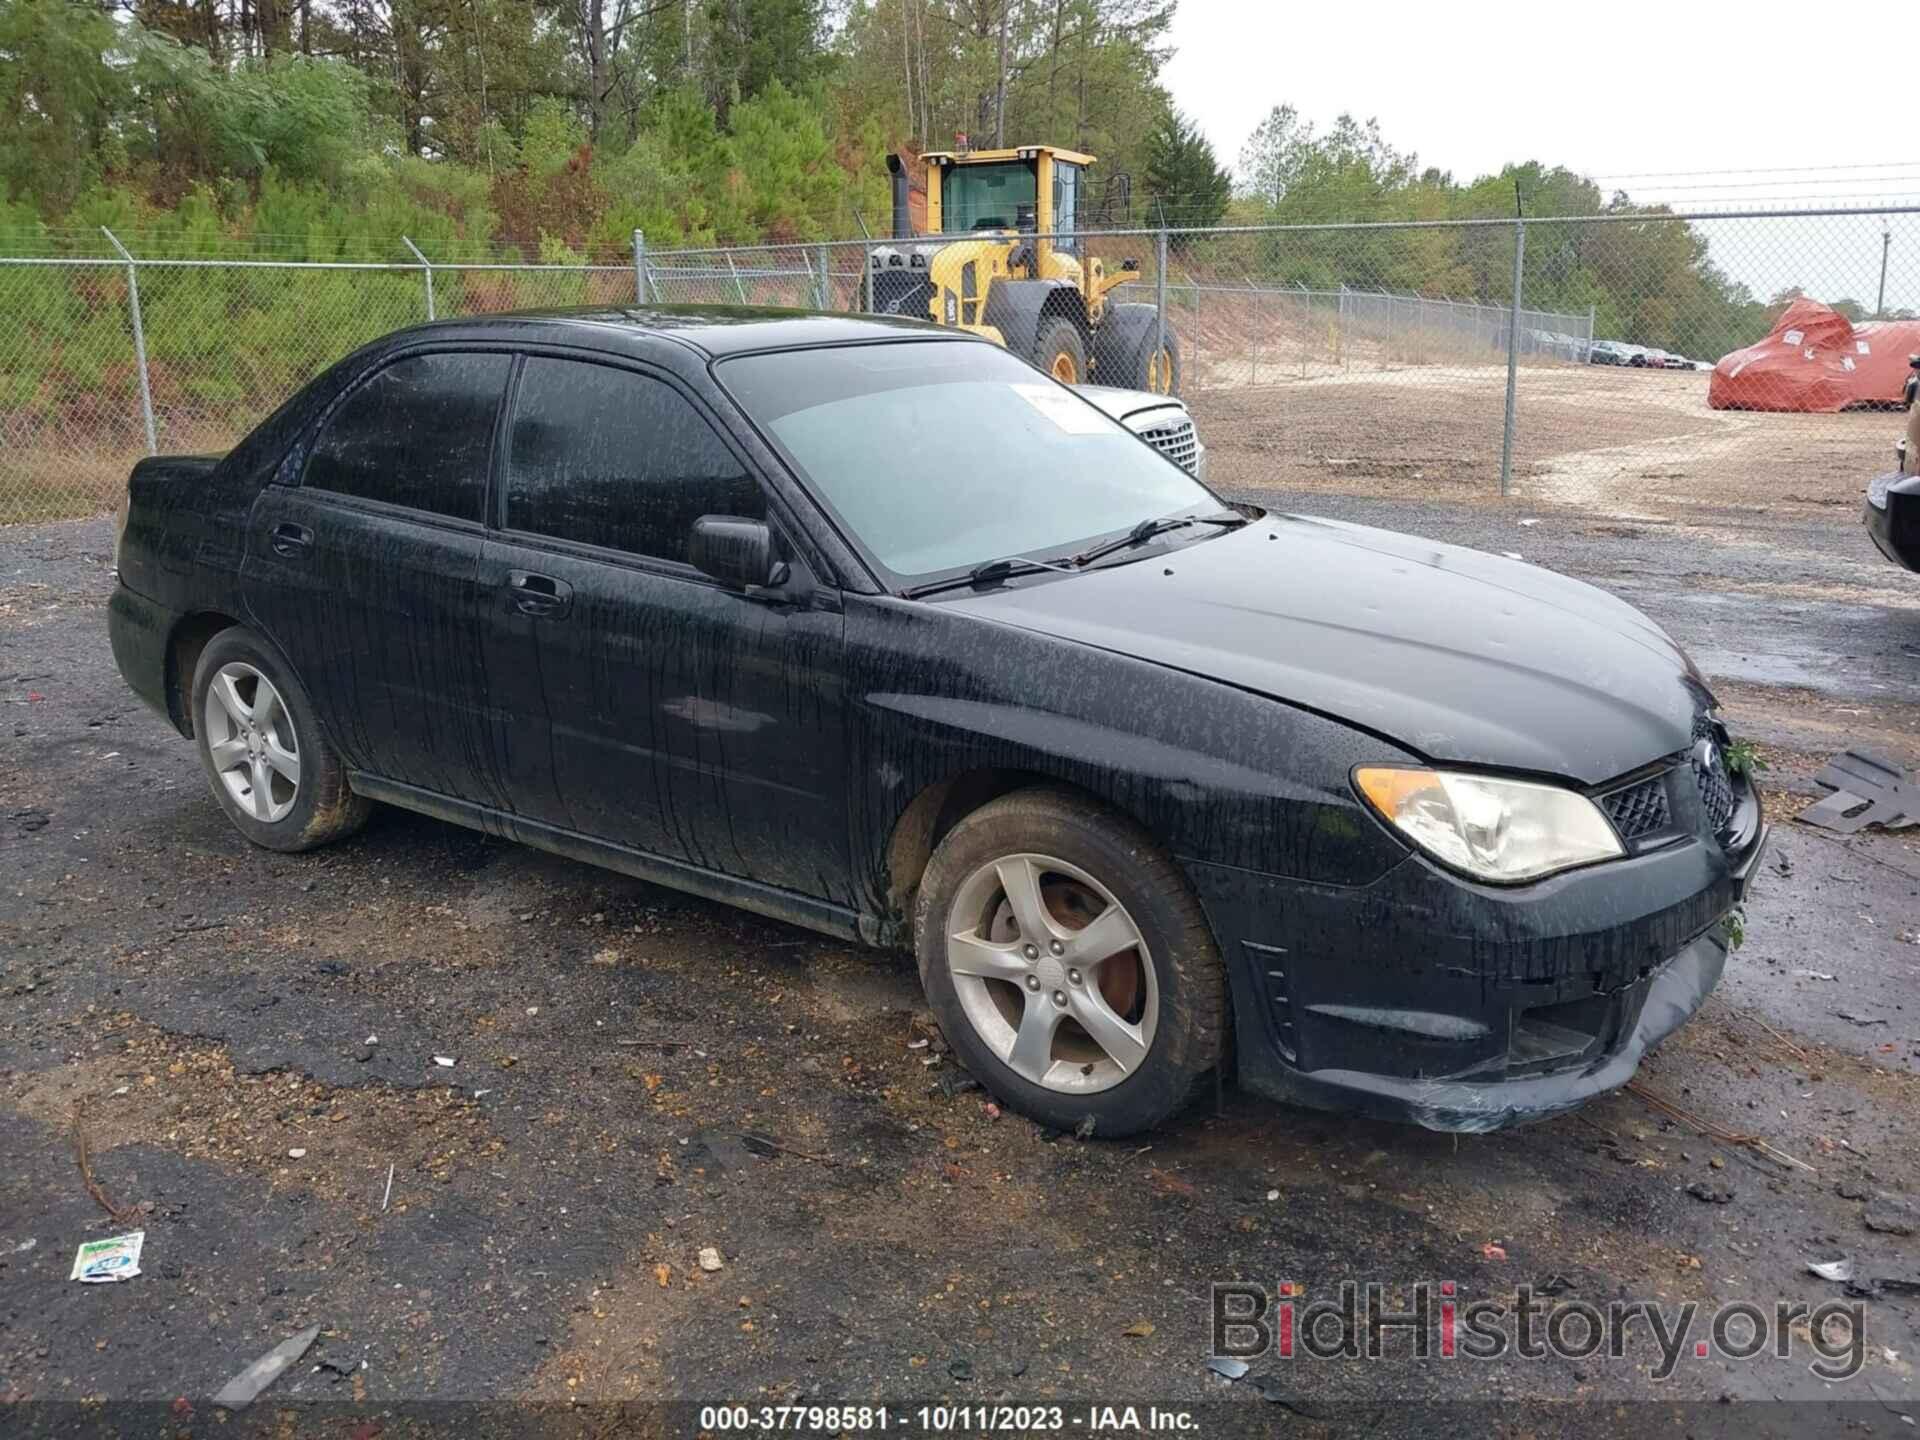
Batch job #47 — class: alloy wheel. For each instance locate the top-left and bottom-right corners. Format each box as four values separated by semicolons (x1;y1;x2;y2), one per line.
202;661;301;823
944;852;1157;1094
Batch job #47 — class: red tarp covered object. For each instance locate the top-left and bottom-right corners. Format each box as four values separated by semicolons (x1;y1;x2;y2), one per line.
1710;297;1920;412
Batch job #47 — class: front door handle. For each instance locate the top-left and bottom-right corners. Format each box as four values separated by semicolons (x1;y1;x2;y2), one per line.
270;522;313;557
507;570;572;618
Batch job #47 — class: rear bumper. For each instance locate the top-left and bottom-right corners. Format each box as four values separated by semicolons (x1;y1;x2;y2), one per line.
107;581;181;730
1866;471;1920;572
1187;783;1767;1133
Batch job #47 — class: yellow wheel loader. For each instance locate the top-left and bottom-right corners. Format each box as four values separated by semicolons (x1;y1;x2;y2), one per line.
866;144;1179;395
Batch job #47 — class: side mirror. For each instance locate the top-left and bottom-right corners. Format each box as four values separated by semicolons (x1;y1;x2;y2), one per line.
689;516;788;591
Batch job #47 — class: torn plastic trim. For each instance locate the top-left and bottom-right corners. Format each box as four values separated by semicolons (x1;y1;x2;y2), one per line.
1253;925;1730;1134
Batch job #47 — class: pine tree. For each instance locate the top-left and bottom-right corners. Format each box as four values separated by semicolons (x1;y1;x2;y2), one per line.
1142;107;1227;231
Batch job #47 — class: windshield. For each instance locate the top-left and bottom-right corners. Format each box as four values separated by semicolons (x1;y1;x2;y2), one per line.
718;342;1217;585
941;162;1036;232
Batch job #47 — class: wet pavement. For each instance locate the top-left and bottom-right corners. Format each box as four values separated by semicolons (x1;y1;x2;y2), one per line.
3;510;1918;1434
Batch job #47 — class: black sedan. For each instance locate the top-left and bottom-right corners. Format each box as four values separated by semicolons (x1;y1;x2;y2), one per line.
108;308;1768;1137
1866;354;1920;572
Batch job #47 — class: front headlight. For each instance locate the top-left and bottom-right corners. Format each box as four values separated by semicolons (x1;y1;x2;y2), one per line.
1353;766;1623;883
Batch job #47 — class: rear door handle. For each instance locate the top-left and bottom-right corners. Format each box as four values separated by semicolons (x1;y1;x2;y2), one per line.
507;570;572;618
270;522;313;557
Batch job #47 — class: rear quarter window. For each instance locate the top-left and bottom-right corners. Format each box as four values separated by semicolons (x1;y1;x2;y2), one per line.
302;352;511;522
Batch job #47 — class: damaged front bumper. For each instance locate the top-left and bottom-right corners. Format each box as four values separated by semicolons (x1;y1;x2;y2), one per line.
1866;470;1920;572
1189;772;1768;1133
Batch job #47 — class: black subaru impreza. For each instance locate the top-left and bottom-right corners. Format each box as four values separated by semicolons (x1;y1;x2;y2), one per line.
108;308;1768;1136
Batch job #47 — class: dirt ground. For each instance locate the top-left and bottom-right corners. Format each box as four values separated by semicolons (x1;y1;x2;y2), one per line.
3;509;1920;1436
1192;364;1895;518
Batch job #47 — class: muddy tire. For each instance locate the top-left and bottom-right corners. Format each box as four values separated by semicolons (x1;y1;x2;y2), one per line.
1033;318;1088;386
914;788;1229;1137
190;626;371;853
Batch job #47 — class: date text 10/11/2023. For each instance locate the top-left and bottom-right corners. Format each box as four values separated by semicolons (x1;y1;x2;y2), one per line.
696;1406;1201;1432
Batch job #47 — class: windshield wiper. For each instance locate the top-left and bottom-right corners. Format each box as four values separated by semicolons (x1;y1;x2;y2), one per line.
901;554;1075;600
1070;510;1248;568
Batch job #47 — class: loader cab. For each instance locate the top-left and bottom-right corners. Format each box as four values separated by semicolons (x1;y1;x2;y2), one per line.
916;145;1095;246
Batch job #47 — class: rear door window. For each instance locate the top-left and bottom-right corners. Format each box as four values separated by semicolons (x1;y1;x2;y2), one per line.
502;357;764;565
302;352;510;522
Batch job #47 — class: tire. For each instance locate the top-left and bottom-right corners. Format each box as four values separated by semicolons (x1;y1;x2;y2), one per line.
1095;303;1181;395
1032;317;1088;386
914;788;1229;1137
190;626;371;853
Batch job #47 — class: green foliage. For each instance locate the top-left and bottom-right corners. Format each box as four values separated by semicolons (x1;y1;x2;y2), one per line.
1142;109;1229;231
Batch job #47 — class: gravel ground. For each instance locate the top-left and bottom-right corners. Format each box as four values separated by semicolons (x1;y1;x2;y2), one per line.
3;508;1919;1436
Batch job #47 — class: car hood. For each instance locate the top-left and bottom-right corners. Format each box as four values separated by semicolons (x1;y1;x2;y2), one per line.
1075;384;1187;426
948;514;1707;784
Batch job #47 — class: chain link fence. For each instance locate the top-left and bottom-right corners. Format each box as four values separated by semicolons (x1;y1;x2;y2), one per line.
4;208;1916;524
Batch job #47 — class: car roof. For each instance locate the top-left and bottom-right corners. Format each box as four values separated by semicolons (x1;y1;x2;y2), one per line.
385;305;967;359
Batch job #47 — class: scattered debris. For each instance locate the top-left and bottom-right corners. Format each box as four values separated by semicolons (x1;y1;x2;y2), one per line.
1535;1274;1575;1296
1205;1356;1250;1382
210;1324;321;1409
71;1099;139;1224
1626;1081;1814;1173
947;1358;973;1382
1481;1242;1508;1261
1864;1197;1918;1237
1838;1180;1873;1201
1808;1257;1855;1283
934;1072;981;1101
381;1163;394;1213
287;1148;307;1159
1121;1320;1155;1338
1248;1375;1328;1416
1795;970;1839;983
432;1056;455;1068
68;1231;143;1284
1800;750;1915;832
1265;1189;1280;1202
14;1238;37;1255
698;1246;725;1273
1834;1011;1887;1027
1685;1182;1733;1204
735;1133;841;1166
1073;1116;1097;1140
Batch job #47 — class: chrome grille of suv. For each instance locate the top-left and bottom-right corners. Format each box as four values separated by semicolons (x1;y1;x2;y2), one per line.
1138;417;1199;474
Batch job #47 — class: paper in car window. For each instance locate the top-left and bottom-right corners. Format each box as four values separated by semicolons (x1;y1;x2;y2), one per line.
1012;384;1109;435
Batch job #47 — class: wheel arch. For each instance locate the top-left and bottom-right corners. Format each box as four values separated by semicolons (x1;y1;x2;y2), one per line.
981;279;1087;368
878;766;1164;948
165;610;243;737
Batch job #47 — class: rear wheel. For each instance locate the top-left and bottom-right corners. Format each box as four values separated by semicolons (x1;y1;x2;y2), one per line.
1033;318;1088;385
191;627;370;853
914;789;1229;1137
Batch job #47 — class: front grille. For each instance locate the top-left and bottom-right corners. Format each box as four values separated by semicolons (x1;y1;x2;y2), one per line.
1599;777;1670;842
1692;713;1737;836
1138;417;1199;474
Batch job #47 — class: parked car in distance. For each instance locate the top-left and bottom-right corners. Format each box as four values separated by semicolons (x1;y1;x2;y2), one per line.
1076;384;1205;482
108;308;1769;1138
1866;353;1920;572
1588;341;1634;366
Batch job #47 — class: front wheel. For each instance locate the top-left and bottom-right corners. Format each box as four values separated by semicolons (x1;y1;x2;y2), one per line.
1033;318;1088;385
191;626;371;853
914;789;1229;1137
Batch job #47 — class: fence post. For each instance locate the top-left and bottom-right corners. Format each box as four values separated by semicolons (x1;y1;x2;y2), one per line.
1154;229;1168;388
861;239;875;313
102;228;157;457
814;243;831;309
401;236;435;321
632;230;649;304
1499;219;1527;499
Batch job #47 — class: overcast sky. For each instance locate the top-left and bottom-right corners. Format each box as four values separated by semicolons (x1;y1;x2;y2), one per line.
1160;1;1920;313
